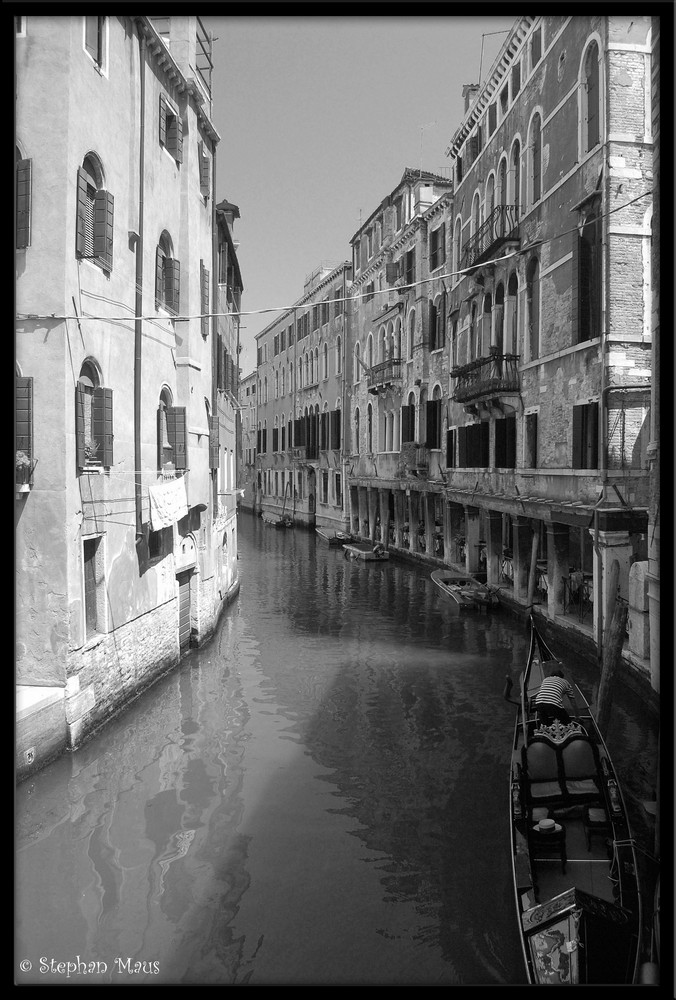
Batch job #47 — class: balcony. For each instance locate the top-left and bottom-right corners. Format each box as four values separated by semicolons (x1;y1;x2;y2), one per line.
451;353;520;403
367;359;403;394
462;205;519;269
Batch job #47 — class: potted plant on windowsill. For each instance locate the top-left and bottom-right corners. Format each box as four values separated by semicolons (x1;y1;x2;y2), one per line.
16;450;33;493
84;436;100;464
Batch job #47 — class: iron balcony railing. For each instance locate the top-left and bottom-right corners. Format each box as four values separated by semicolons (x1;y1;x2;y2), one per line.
462;204;519;269
451;352;520;402
367;358;403;390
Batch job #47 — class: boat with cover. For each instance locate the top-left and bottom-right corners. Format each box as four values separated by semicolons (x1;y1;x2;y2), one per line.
316;528;353;546
506;615;643;984
430;568;499;610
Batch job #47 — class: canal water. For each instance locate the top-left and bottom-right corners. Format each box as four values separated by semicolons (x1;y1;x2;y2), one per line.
15;513;658;986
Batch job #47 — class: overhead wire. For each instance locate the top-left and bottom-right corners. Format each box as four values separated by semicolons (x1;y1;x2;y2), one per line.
15;189;652;325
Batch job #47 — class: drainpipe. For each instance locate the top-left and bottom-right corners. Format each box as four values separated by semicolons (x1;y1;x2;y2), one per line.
211;151;218;518
134;28;147;541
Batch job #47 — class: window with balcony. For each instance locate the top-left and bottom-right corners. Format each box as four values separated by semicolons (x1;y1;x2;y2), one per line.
511;139;521;214
401;397;415;444
407;308;416;360
426;391;442;450
495;414;516;468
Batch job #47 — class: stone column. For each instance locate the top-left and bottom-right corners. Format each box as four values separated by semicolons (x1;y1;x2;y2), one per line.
358;486;368;539
424;492;436;557
546;523;570;617
393;489;405;548
349;484;360;535
378;488;390;549
485;510;503;587
408;490;420;554
449;502;464;566
443;498;453;566
368;487;379;543
464;505;482;575
512;516;532;603
590;528;634;643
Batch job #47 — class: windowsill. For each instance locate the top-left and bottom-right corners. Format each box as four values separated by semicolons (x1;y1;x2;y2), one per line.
82;463;104;474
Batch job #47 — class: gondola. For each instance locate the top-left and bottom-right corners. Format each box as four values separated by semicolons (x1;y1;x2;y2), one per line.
505;614;643;985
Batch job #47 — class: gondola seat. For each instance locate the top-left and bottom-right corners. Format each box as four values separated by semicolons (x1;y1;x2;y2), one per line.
560;737;601;802
523;740;563;804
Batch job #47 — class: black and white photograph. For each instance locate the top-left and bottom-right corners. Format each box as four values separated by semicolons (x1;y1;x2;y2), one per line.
15;10;666;987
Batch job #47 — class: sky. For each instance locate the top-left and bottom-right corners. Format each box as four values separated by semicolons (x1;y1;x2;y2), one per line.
202;15;516;375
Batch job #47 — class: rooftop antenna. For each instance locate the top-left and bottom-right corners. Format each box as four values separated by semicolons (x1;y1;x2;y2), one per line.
479;29;511;85
419;121;437;177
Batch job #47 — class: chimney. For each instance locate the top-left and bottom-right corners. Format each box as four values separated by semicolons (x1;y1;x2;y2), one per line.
462;83;480;113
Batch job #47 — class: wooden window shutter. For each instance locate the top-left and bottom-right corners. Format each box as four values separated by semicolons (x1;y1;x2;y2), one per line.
75;167;89;257
495;418;506;467
209;416;219;469
155;246;164;309
165;258;181;314
75;384;86;469
200;261;210;337
157;406;164;469
159;94;167;147
272;427;278;452
425;401;435;448
92;387;114;467
93;190;114;270
457;426;467;468
262;428;267;453
16;158;32;249
230;356;238;394
199;140;211;191
257;429;261;453
171;113;183;163
506;414;516;468
166;406;187;469
481;420;490;467
446;428;456;468
216;335;224;389
16;376;33;462
385;262;399;284
224;350;232;393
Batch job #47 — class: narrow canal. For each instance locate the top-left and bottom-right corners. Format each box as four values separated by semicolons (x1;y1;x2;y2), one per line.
15;513;658;985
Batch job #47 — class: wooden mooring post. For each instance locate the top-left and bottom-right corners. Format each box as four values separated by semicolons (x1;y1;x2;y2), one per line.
596;561;627;736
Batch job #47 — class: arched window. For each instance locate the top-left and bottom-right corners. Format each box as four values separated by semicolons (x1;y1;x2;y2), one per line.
354;407;360;454
275;369;279;399
367;403;373;453
336;335;342;374
510;139;521;214
576;205;602;343
581;40;601;153
323;342;328;379
526;257;540;360
485;173;495;227
156;229;179;313
76;153;113;271
494;283;505;356
76;359;114;469
453;216;462;280
281;367;285;397
314;346;319;382
529;113;542;205
367;333;374;369
264;376;268;403
481;293;492;359
407;308;416;360
470;302;478;362
507;272;519;354
394;318;402;360
471;190;481;237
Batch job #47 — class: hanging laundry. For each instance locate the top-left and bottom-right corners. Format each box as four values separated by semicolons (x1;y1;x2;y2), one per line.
148;475;188;530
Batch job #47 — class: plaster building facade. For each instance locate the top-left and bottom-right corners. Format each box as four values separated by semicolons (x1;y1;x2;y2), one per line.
238;370;258;513
346;168;455;557
253;261;353;532
15;15;241;780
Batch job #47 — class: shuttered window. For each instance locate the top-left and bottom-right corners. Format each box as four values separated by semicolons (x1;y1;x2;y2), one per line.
272;427;279;453
495;415;516;469
156;241;180;314
446;428;456;468
585;43;600;151
330;409;341;449
159;94;183;162
572;403;598;469
401;403;415;444
426;400;441;449
75;383;114;470
16;376;33;484
198;139;211;194
531;114;542;204
429;223;445;271
200;261;210;337
84;16;105;68
76;163;114;271
404;248;415;286
209;416;219;470
16;158;31;249
165;406;187;470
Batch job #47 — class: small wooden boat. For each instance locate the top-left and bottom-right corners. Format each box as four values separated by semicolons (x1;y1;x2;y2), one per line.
430;568;499;610
342;541;389;562
316;528;353;547
505;615;643;985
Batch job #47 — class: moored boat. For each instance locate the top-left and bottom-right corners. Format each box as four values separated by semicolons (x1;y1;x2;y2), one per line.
430;568;500;610
316;528;353;547
506;615;643;984
342;541;389;562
